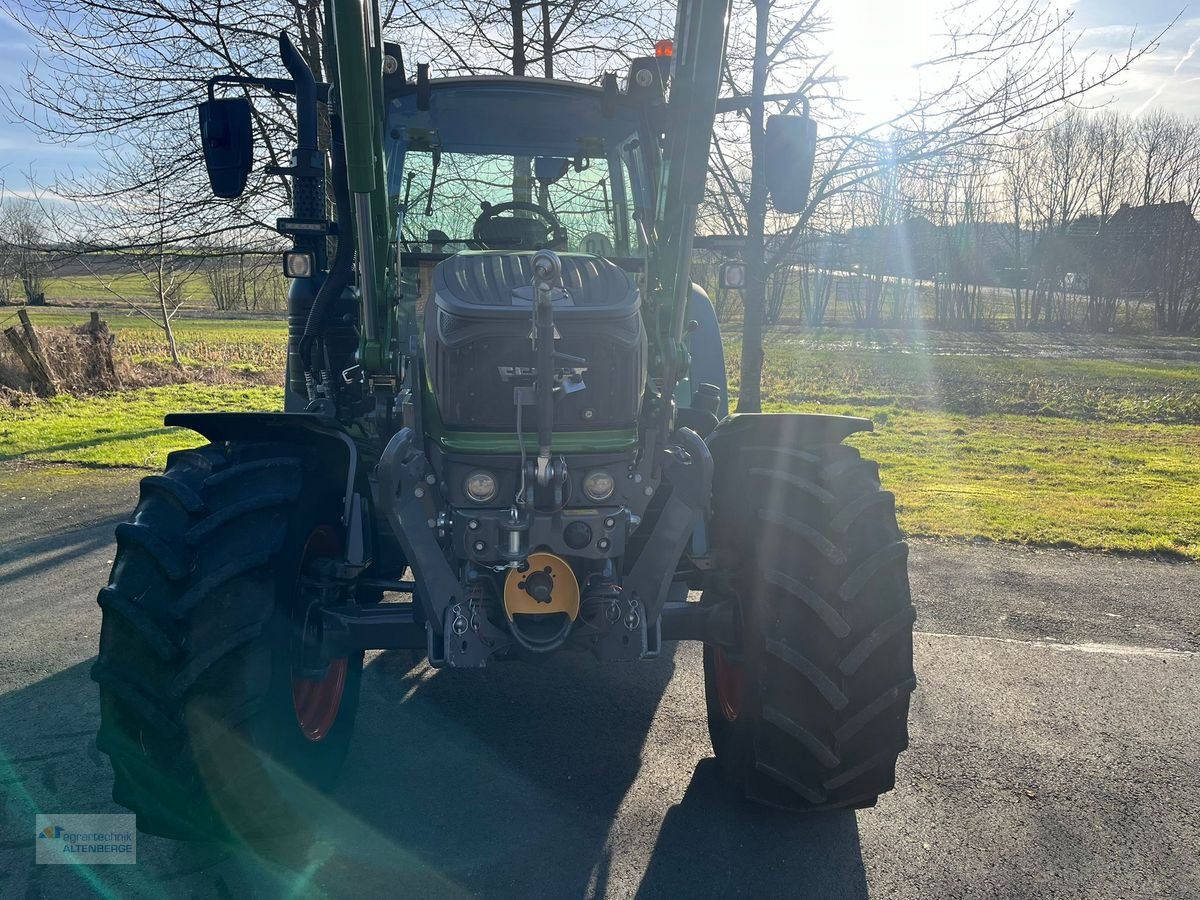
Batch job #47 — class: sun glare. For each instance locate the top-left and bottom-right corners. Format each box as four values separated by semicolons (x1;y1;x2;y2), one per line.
827;0;947;123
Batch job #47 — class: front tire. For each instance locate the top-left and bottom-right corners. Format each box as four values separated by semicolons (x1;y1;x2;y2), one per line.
93;441;362;840
704;441;915;810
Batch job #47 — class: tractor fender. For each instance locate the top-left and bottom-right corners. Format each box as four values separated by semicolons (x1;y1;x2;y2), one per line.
164;412;361;529
686;284;729;418
704;412;874;551
707;411;873;451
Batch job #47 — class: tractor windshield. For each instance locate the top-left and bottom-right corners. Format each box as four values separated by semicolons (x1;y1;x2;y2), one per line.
384;78;652;261
394;150;642;256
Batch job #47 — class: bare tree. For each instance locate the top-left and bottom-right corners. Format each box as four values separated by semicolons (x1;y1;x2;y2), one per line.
1089;110;1134;220
1131;110;1200;210
924;151;995;327
6;0;676;261
994;135;1028;325
0;196;50;305
1024;110;1099;325
394;0;671;80
60;152;212;366
1;0;333;252
203;250;288;311
710;0;1158;411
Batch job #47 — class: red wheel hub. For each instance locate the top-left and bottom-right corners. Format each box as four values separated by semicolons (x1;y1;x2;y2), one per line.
291;525;348;742
292;657;348;742
713;647;745;722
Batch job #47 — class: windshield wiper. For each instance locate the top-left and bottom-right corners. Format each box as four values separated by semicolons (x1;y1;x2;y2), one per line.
601;177;612;228
424;150;441;216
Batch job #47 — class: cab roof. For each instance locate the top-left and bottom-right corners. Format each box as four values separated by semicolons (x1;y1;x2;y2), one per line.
385;77;643;158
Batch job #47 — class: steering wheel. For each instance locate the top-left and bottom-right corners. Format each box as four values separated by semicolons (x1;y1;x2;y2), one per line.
472;201;568;251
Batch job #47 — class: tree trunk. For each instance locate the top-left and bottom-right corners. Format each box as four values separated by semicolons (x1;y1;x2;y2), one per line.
157;265;181;367
163;314;180;366
541;0;553;78
735;0;771;414
4;321;56;397
1010;216;1024;328
739;252;767;412
77;311;119;388
509;0;533;203
510;0;526;76
18;308;44;359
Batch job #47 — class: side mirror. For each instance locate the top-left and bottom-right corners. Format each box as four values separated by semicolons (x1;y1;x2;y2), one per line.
764;114;817;215
199;97;254;199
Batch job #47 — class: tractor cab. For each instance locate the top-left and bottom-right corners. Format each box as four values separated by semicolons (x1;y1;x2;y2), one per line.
384;77;653;263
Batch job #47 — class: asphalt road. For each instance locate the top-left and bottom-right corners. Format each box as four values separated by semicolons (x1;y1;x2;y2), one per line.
0;465;1197;899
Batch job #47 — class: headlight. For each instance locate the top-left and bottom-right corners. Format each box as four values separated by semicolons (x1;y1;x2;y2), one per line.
283;250;314;278
583;470;615;502
464;471;498;503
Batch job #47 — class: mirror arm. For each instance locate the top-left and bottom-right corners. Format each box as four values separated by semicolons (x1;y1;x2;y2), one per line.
714;92;808;115
205;75;331;105
782;93;810;119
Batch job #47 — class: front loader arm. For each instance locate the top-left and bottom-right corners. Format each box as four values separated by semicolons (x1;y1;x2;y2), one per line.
647;0;731;392
326;0;392;368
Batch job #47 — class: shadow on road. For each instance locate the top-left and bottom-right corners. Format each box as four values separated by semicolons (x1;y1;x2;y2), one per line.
0;517;123;586
0;644;867;898
319;644;682;895
635;759;867;899
0;644;684;898
0;659;235;899
303;645;867;897
0;427;172;464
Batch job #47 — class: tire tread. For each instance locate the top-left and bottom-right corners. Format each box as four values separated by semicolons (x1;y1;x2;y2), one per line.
93;441;360;841
704;438;915;812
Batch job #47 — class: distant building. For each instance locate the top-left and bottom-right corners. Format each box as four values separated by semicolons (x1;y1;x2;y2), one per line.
1086;201;1200;332
1098;201;1199;294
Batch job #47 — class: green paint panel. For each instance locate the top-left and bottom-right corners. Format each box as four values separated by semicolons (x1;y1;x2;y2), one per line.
436;428;638;455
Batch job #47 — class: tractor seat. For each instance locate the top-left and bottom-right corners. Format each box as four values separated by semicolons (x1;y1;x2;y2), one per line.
433;251;636;309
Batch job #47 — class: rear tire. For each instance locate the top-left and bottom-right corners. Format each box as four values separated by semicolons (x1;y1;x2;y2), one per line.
704;441;915;810
93;441;363;841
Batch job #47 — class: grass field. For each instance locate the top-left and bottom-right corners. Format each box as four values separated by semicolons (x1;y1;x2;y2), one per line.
741;339;1200;424
831;409;1195;557
7;306;287;373
10;306;283;334
41;273;214;305
2;307;1198;558
0;385;282;468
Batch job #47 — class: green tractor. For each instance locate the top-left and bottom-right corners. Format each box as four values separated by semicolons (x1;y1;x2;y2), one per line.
94;0;915;840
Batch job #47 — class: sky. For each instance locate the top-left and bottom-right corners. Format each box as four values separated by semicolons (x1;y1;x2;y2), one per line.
826;0;1200;122
0;0;1197;188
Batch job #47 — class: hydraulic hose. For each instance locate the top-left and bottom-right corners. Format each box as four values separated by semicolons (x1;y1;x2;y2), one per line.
299;114;354;378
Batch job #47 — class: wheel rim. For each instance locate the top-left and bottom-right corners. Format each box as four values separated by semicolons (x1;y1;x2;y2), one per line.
291;525;348;742
292;657;348;742
713;647;745;722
